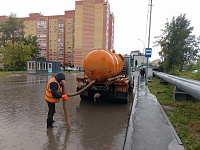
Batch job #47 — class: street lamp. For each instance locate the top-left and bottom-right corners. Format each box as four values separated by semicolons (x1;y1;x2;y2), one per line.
138;39;145;67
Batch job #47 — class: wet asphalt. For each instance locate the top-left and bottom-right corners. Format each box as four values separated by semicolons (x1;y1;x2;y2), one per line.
124;72;185;150
0;73;132;150
0;71;186;150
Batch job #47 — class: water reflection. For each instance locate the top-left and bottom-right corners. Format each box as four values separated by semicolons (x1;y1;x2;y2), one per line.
44;128;70;150
0;73;132;150
76;100;129;150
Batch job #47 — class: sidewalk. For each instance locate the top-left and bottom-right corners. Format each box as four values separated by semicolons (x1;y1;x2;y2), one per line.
124;76;185;150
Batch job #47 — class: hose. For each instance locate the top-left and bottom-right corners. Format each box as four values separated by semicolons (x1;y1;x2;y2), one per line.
66;80;96;97
61;79;96;130
61;80;71;130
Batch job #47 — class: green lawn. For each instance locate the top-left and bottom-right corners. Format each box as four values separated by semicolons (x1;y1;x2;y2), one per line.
148;77;200;150
0;71;26;77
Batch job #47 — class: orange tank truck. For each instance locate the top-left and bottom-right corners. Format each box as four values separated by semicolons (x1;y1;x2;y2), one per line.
83;49;124;82
76;49;134;104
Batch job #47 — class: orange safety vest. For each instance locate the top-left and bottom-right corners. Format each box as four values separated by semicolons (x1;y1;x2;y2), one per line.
45;77;61;103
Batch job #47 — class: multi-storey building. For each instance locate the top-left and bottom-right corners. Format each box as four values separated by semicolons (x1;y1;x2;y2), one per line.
73;0;114;67
0;0;114;68
22;11;75;67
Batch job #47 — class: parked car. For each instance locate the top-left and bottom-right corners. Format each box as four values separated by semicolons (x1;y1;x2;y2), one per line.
192;70;198;74
79;68;84;72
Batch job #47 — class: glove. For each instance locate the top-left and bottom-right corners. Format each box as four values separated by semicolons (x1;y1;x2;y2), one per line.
62;94;68;101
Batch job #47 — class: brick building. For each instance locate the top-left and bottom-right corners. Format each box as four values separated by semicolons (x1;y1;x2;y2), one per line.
0;0;114;68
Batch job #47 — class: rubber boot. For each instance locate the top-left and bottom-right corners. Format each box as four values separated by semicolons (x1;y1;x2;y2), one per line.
47;118;53;128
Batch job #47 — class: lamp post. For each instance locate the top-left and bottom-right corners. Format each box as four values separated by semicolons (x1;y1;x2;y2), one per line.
138;39;145;67
145;0;153;85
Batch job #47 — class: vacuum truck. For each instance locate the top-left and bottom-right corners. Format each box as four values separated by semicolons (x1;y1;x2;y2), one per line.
76;49;133;104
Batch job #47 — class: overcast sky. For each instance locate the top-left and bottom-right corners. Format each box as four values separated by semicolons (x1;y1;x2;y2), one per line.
1;0;199;61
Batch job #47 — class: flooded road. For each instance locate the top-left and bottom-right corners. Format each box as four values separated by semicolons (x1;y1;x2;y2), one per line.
0;73;133;150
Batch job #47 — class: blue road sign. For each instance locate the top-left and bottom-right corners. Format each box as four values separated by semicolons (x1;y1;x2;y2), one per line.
145;48;152;58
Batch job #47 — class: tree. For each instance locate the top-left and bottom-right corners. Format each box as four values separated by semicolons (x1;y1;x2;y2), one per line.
0;41;32;69
0;13;24;46
154;14;200;72
22;35;41;60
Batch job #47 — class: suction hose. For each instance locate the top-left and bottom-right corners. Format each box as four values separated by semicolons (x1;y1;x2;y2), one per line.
61;79;96;130
67;80;96;97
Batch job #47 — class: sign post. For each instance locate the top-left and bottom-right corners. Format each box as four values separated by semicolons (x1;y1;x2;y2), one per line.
145;48;152;84
145;48;152;58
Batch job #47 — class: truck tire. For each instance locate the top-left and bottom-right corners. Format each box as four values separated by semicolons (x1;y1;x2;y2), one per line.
80;95;87;100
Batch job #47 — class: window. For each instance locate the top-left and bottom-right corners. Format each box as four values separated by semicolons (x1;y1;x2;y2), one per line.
48;63;52;69
58;24;64;28
37;62;42;70
38;30;46;33
37;25;46;28
58;43;63;46
58;19;64;23
28;62;35;70
38;34;46;38
58;38;63;42
40;43;46;47
37;20;46;25
58;29;63;32
43;63;47;70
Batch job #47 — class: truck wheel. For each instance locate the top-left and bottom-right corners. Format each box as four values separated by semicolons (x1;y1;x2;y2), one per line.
80;95;87;100
88;91;95;101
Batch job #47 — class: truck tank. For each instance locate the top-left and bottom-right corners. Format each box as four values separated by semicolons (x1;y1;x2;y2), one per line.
83;49;124;82
77;49;133;104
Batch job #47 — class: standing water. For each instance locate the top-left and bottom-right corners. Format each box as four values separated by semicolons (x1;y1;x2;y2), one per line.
0;73;132;150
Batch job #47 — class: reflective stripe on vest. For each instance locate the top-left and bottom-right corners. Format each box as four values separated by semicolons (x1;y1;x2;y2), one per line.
45;77;61;103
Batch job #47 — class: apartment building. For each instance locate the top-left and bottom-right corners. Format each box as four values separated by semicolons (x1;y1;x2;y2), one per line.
74;0;114;67
0;0;114;68
22;11;75;67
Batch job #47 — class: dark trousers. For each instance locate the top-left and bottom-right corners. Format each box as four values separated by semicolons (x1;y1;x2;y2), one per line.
46;101;55;128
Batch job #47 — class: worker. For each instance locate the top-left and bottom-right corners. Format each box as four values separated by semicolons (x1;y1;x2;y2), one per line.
45;72;68;128
140;68;145;78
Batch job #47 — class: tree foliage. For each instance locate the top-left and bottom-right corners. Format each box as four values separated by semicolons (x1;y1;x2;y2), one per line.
22;35;41;60
0;13;43;69
0;41;32;69
0;13;24;45
154;14;200;72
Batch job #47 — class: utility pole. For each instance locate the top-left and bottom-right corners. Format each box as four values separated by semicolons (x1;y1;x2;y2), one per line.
146;0;153;85
138;39;145;66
